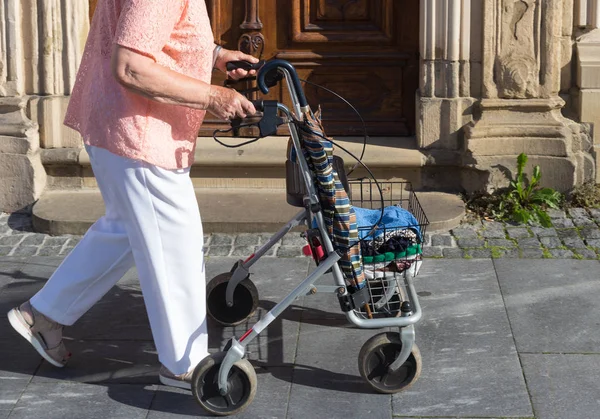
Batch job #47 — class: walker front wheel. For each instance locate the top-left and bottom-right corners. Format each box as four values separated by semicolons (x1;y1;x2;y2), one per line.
192;352;257;416
358;332;421;394
206;273;259;327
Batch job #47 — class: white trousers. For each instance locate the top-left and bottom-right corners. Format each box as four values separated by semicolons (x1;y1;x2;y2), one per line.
31;145;208;375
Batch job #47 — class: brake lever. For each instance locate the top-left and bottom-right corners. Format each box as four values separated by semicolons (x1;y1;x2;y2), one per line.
229;100;284;138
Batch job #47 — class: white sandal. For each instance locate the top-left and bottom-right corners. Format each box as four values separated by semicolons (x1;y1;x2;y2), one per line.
7;301;71;368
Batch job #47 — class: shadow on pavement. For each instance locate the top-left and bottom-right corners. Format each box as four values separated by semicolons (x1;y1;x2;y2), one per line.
1;264;372;417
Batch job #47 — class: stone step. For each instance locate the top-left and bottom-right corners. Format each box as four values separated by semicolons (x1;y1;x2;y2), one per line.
32;188;465;235
42;136;433;190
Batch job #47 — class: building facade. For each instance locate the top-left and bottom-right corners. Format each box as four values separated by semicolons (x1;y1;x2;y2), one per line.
1;0;599;213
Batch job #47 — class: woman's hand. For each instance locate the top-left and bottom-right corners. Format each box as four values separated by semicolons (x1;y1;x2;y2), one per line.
214;48;260;80
207;85;256;121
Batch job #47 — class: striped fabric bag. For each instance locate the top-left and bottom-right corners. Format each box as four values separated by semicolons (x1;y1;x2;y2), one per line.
297;109;366;290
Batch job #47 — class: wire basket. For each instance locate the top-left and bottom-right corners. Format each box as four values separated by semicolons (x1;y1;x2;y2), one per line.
350;180;429;319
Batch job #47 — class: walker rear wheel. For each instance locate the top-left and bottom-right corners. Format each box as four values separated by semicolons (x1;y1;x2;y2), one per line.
192;352;257;416
358;332;421;394
206;273;259;327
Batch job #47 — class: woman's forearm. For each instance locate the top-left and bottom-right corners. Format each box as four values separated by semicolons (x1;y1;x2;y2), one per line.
111;44;213;109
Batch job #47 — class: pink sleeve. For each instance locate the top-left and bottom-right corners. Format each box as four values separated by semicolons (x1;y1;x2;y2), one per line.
114;0;185;61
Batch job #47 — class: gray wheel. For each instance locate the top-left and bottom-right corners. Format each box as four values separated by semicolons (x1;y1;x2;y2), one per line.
206;272;259;326
192;352;257;416
358;332;421;394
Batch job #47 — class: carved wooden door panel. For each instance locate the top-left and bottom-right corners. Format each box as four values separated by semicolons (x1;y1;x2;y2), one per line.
88;0;419;137
204;0;419;137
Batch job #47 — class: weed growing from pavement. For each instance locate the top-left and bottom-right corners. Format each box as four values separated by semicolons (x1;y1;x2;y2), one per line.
464;153;562;227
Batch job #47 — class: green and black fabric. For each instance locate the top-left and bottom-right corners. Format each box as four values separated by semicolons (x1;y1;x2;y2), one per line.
297;109;365;289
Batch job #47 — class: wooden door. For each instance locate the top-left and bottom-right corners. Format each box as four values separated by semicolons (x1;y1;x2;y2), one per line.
205;0;420;137
89;0;420;137
89;0;98;21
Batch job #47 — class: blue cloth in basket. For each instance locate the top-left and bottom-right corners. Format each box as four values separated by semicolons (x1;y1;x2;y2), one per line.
355;206;421;240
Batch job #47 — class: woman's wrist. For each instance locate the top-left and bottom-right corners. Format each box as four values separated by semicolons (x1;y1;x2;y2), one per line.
212;44;223;70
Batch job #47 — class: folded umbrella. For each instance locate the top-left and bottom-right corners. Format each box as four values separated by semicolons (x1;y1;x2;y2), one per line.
296;108;366;290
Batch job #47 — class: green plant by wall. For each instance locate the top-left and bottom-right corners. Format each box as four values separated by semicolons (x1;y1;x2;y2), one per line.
464;153;563;227
494;153;562;227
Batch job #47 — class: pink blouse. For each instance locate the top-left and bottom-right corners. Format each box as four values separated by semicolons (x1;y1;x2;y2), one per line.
64;0;215;169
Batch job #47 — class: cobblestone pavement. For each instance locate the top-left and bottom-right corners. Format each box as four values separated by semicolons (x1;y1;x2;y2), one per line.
2;207;600;259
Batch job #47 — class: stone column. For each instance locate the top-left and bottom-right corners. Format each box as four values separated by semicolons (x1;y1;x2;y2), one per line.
417;0;478;189
0;0;43;212
463;0;594;193
26;0;89;150
0;0;88;212
575;0;600;182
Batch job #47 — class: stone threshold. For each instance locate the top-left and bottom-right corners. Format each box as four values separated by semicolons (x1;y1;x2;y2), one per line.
30;188;464;236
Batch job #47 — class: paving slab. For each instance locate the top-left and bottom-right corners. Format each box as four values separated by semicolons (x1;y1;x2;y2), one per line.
0;378;29;416
0;247;13;257
208;310;300;368
287;382;390;419
0;279;46;319
66;283;152;341
391;259;532;418
521;354;600;419
13;257;64;279
147;367;293;419
493;259;600;353
0;319;43;379
32;340;159;385
0;257;65;316
0;259;26;294
205;257;311;301
9;382;154;419
205;257;308;367
287;289;392;419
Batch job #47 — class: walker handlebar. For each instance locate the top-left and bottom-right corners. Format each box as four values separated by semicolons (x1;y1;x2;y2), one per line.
256;59;308;108
224;59;308;115
226;60;266;72
251;100;264;112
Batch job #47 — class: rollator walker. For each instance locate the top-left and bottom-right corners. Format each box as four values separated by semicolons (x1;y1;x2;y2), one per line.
192;59;429;416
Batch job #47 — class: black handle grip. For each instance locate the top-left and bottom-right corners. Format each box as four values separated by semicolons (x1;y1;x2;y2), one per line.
251;100;264;112
226;60;265;72
256;60;308;107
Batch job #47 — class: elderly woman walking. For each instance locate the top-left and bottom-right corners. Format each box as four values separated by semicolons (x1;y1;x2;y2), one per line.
7;0;257;390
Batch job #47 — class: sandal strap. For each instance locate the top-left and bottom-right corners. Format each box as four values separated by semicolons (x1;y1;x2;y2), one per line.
45;340;71;364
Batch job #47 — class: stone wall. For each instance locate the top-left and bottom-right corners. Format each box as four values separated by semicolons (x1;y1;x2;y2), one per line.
2;0;600;213
0;0;88;212
417;0;479;190
461;0;595;193
416;0;596;194
574;0;600;182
